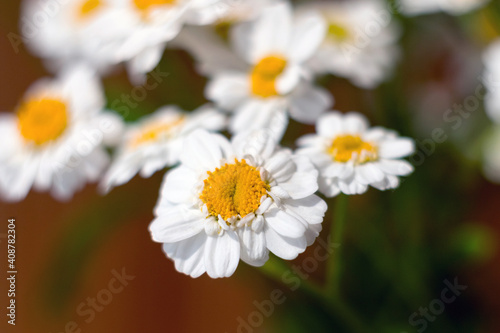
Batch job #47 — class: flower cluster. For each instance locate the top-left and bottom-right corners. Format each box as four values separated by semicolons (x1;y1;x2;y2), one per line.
2;0;450;279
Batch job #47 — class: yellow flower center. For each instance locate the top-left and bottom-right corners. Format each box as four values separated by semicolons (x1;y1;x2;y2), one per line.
200;160;270;221
328;135;378;164
133;0;176;13
327;22;349;42
130;116;184;148
250;56;287;98
17;98;69;146
78;0;102;20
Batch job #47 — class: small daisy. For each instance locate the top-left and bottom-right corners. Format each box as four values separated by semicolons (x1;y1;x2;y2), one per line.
101;105;226;192
296;111;415;197
23;0;228;82
110;0;231;82
398;0;490;16
22;0;123;73
483;39;500;124
205;2;333;139
298;0;400;89
149;129;327;278
0;66;122;202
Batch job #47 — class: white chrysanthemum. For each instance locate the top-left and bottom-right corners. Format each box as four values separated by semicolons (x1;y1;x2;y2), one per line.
109;0;230;82
22;0;124;73
149;129;327;278
296;112;415;197
0;66;123;202
398;0;490;16
205;2;333;139
101;105;225;192
299;0;400;89
22;0;228;81
483;39;500;124
483;126;500;183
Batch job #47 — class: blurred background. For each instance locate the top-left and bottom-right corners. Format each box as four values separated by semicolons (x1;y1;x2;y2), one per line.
2;0;500;332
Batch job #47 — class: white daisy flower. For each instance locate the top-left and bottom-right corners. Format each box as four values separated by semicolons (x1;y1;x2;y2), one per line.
296;111;415;197
149;129;327;278
22;0;124;73
22;0;228;82
108;0;230;82
483;126;500;183
298;0;400;89
101;104;226;192
0;66;123;202
398;0;490;16
483;39;500;124
205;2;333;140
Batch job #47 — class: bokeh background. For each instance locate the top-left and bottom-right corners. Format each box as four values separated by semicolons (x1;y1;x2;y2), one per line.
2;0;500;332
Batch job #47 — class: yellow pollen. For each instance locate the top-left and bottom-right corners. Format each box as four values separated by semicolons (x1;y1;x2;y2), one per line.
200;160;270;221
133;0;176;12
78;0;102;20
17;98;69;146
130;116;184;147
327;22;349;42
250;56;287;98
328;135;378;164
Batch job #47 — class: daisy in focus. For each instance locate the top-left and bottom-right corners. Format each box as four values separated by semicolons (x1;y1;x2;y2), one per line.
298;0;400;89
0;66;122;202
398;0;490;16
296;112;415;197
149;130;327;278
483;39;500;124
205;2;333;139
101;105;225;192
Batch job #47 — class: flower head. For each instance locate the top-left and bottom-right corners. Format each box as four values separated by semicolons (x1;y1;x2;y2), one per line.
296;112;415;197
101;105;225;192
149;129;327;278
0;66;122;202
205;2;332;139
299;0;400;89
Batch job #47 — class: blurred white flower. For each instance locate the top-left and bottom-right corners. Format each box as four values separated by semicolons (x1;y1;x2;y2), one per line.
22;0;122;73
483;39;500;124
398;0;490;16
299;0;400;89
22;0;229;82
149;130;326;278
111;0;231;82
296;112;415;197
101;105;225;192
0;66;123;202
172;0;279;71
483;126;500;183
204;2;333;140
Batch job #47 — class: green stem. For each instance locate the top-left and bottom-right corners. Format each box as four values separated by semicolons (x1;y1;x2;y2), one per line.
258;255;370;333
326;194;349;298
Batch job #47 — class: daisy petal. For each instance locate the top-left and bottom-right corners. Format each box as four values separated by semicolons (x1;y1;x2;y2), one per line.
265;208;307;238
238;226;268;267
264;225;307;260
204;229;240;278
149;208;205;243
379;138;415;159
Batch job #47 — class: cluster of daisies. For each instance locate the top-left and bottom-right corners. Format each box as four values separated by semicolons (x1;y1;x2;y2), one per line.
0;0;492;278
